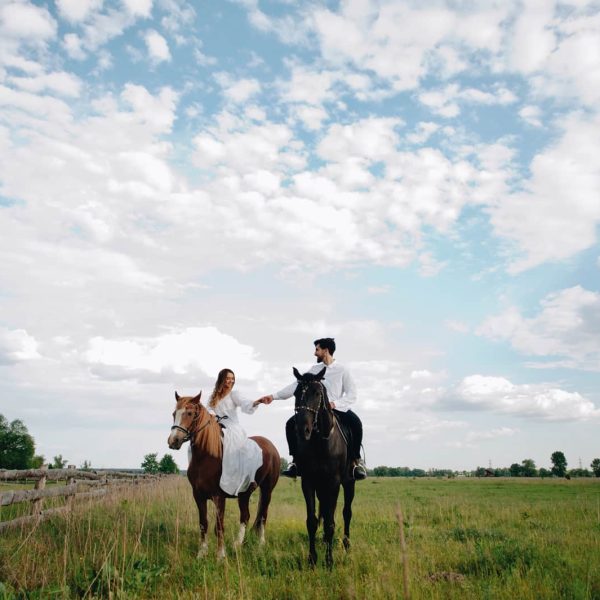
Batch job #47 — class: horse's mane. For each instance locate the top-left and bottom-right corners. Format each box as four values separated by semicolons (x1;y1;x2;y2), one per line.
193;404;223;459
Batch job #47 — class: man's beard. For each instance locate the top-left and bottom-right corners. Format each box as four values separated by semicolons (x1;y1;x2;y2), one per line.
316;356;323;363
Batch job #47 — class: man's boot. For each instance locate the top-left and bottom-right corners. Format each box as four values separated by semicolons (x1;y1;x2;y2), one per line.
282;459;299;478
353;458;367;480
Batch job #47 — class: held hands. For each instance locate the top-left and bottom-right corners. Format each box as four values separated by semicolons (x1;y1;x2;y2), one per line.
253;395;274;407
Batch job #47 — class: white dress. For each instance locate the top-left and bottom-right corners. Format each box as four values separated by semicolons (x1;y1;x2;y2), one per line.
208;390;263;496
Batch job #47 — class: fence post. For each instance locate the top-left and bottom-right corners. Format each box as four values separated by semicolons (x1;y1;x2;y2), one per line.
66;465;76;512
32;465;48;518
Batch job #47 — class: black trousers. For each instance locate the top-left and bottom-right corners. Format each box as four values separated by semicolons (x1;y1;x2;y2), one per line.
285;409;363;460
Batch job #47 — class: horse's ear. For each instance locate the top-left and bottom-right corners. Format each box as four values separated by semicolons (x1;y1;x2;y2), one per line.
191;391;202;405
315;367;326;380
175;391;180;401
293;367;302;380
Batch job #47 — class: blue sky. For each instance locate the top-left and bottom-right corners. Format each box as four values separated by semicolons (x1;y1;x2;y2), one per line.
1;0;599;472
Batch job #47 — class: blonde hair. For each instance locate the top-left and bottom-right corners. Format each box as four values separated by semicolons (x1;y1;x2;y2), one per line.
209;368;235;408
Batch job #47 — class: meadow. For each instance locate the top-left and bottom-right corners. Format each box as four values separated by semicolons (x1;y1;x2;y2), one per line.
1;476;599;599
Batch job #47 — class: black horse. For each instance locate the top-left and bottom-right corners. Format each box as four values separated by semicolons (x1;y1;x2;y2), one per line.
292;366;356;567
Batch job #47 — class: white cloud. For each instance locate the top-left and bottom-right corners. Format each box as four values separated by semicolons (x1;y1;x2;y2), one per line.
8;71;82;97
489;112;600;272
56;0;102;23
0;2;57;40
85;327;262;381
221;77;261;104
123;0;153;18
478;286;600;370
0;328;40;364
62;33;86;59
519;105;543;127
418;83;517;117
450;374;600;421
445;320;469;334
448;426;518;448
144;29;171;63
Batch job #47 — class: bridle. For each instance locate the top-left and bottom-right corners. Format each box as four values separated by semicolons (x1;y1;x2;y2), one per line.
170;404;214;443
294;380;334;438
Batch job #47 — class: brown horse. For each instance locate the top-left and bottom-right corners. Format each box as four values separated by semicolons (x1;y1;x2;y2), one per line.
167;391;280;559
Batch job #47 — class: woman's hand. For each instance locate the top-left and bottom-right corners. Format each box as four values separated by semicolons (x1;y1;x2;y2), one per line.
253;395;273;407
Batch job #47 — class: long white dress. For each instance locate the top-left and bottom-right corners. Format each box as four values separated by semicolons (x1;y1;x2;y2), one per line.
208;390;263;496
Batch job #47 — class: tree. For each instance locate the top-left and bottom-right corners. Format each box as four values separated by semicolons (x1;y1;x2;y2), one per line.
141;453;160;474
521;458;537;477
51;454;68;469
509;462;523;477
80;460;92;471
591;458;600;477
0;415;35;469
158;454;179;474
551;451;567;477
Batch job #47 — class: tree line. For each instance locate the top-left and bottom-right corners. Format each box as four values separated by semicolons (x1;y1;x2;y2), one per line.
3;415;600;478
373;451;600;478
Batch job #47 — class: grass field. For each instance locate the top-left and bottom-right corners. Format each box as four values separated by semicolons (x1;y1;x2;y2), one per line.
1;476;599;599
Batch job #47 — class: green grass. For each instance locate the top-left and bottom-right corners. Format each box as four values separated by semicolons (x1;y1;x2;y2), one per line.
1;477;599;599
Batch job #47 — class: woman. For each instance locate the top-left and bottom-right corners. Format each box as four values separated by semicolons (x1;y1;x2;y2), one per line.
208;368;264;496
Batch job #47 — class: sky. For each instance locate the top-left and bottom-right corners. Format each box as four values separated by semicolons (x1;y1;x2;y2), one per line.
1;0;599;473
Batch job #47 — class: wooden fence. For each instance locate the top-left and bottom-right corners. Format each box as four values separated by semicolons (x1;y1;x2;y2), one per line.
0;467;160;532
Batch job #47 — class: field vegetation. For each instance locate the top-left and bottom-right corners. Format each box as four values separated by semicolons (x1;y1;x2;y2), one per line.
1;476;599;599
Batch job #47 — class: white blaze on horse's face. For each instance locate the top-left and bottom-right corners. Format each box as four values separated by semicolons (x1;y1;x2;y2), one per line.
168;405;188;449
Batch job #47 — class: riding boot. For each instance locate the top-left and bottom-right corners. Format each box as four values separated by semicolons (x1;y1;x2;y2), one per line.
282;458;300;478
353;458;367;480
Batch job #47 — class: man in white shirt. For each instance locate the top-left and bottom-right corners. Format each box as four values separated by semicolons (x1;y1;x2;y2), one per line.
261;338;366;480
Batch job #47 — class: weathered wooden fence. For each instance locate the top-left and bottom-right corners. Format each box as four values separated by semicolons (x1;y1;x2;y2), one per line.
0;467;160;532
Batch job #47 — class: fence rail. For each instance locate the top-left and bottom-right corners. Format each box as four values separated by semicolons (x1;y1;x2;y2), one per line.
0;467;160;532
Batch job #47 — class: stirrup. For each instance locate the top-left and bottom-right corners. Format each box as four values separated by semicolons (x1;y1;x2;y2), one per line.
353;460;367;481
282;462;298;478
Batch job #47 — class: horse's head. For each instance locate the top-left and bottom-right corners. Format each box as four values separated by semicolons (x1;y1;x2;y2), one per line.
293;366;327;441
168;391;202;450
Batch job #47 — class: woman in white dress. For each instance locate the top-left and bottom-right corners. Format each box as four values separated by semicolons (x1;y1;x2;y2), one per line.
208;368;264;496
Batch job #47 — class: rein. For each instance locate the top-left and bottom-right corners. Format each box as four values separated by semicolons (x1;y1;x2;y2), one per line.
170;406;214;443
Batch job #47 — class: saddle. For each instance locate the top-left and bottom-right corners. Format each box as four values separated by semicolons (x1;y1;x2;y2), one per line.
332;413;353;460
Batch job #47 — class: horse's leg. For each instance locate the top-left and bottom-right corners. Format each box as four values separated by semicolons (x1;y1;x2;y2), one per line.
342;479;355;551
301;477;318;566
194;493;209;558
235;492;251;548
252;479;274;545
320;484;341;569
213;495;227;560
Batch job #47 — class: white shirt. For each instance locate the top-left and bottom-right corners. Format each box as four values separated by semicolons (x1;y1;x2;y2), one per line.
273;361;357;412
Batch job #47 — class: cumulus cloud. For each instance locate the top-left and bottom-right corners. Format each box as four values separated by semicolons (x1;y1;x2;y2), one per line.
418;83;517;117
489;112;600;272
55;0;102;23
448;374;600;421
85;326;262;381
0;2;57;40
478;286;600;370
0;328;40;364
144;29;171;63
215;74;261;104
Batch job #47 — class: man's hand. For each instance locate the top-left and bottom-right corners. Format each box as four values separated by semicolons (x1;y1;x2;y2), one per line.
255;395;274;405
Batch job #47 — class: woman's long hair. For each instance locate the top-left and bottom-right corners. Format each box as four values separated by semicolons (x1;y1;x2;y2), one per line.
209;368;235;408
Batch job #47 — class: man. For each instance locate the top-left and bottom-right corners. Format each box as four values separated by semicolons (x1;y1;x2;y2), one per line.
261;338;367;480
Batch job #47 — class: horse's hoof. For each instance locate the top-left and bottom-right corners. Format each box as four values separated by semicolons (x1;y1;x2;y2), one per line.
197;546;208;559
343;537;351;550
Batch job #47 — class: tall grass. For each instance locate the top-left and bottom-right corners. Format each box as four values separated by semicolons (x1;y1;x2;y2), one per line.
1;477;599;599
